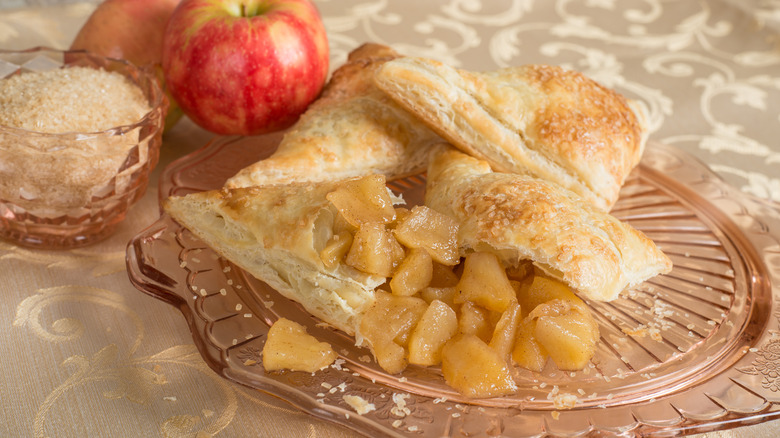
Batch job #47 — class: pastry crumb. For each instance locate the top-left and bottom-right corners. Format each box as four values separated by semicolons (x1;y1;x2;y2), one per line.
343;394;376;415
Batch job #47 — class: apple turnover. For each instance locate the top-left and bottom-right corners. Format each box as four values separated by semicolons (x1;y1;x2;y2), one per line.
424;146;672;302
225;43;441;189
374;57;648;211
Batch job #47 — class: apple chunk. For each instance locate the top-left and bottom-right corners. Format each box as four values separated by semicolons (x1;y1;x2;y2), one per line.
320;231;353;269
455;251;517;313
441;334;518;398
358;292;427;374
327;174;397;227
518;274;600;371
393;205;459;265
390;248;433;296
489;301;521;362
263;318;337;372
511;317;548;372
457;301;494;343
408;300;458;366
420;286;456;308
345;223;404;277
515;271;588;315
533;304;599;371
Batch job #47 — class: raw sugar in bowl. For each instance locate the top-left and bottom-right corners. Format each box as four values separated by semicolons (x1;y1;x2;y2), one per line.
0;47;166;249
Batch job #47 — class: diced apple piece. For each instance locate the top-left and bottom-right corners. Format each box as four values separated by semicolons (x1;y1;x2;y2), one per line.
534;305;599;371
327;174;396;227
458;301;494;343
358;291;427;374
420;286;457;307
320;231;353;269
346;223;404;277
489;302;521;361
441;334;518;398
515;272;587;317
390;248;433;296
263;318;337;373
515;275;599;371
511;317;548;372
408;300;458;366
455;252;517;312
393;205;459;265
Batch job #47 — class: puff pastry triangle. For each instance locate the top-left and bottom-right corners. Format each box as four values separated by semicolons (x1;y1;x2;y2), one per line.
375;57;648;211
424;146;672;302
163;178;395;335
225;44;441;189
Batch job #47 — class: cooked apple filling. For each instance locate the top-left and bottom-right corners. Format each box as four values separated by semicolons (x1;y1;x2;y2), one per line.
314;174;601;398
262;318;338;373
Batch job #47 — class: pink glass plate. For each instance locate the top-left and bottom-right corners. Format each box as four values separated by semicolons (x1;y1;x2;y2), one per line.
127;135;780;437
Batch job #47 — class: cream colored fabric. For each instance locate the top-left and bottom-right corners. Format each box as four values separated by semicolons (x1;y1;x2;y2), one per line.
1;2;779;437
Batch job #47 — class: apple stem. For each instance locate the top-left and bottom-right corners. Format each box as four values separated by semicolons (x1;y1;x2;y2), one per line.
240;3;246;17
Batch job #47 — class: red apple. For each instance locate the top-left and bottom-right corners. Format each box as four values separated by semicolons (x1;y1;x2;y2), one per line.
161;0;329;136
70;0;184;131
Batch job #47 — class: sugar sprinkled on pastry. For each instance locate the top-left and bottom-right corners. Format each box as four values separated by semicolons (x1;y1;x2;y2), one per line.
374;57;648;211
424;146;671;302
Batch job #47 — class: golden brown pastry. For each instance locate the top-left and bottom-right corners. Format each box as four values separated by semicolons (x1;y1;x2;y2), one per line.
163;177;398;335
374;57;648;211
424;146;671;302
225;44;441;189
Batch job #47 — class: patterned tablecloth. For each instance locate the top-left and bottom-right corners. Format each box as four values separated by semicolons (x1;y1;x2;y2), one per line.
1;1;779;437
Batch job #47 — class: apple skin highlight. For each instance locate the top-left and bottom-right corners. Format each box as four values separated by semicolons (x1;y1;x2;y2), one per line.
162;0;330;136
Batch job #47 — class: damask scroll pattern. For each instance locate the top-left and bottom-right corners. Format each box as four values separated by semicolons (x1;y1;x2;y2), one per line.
10;280;307;438
0;241;126;277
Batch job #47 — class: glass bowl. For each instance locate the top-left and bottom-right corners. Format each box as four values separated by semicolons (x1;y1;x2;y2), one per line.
0;47;166;249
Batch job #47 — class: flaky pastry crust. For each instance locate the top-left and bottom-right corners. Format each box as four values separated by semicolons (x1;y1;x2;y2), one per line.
375;57;648;211
425;147;672;302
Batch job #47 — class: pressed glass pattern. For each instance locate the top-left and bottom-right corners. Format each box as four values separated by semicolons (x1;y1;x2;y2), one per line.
0;47;166;248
